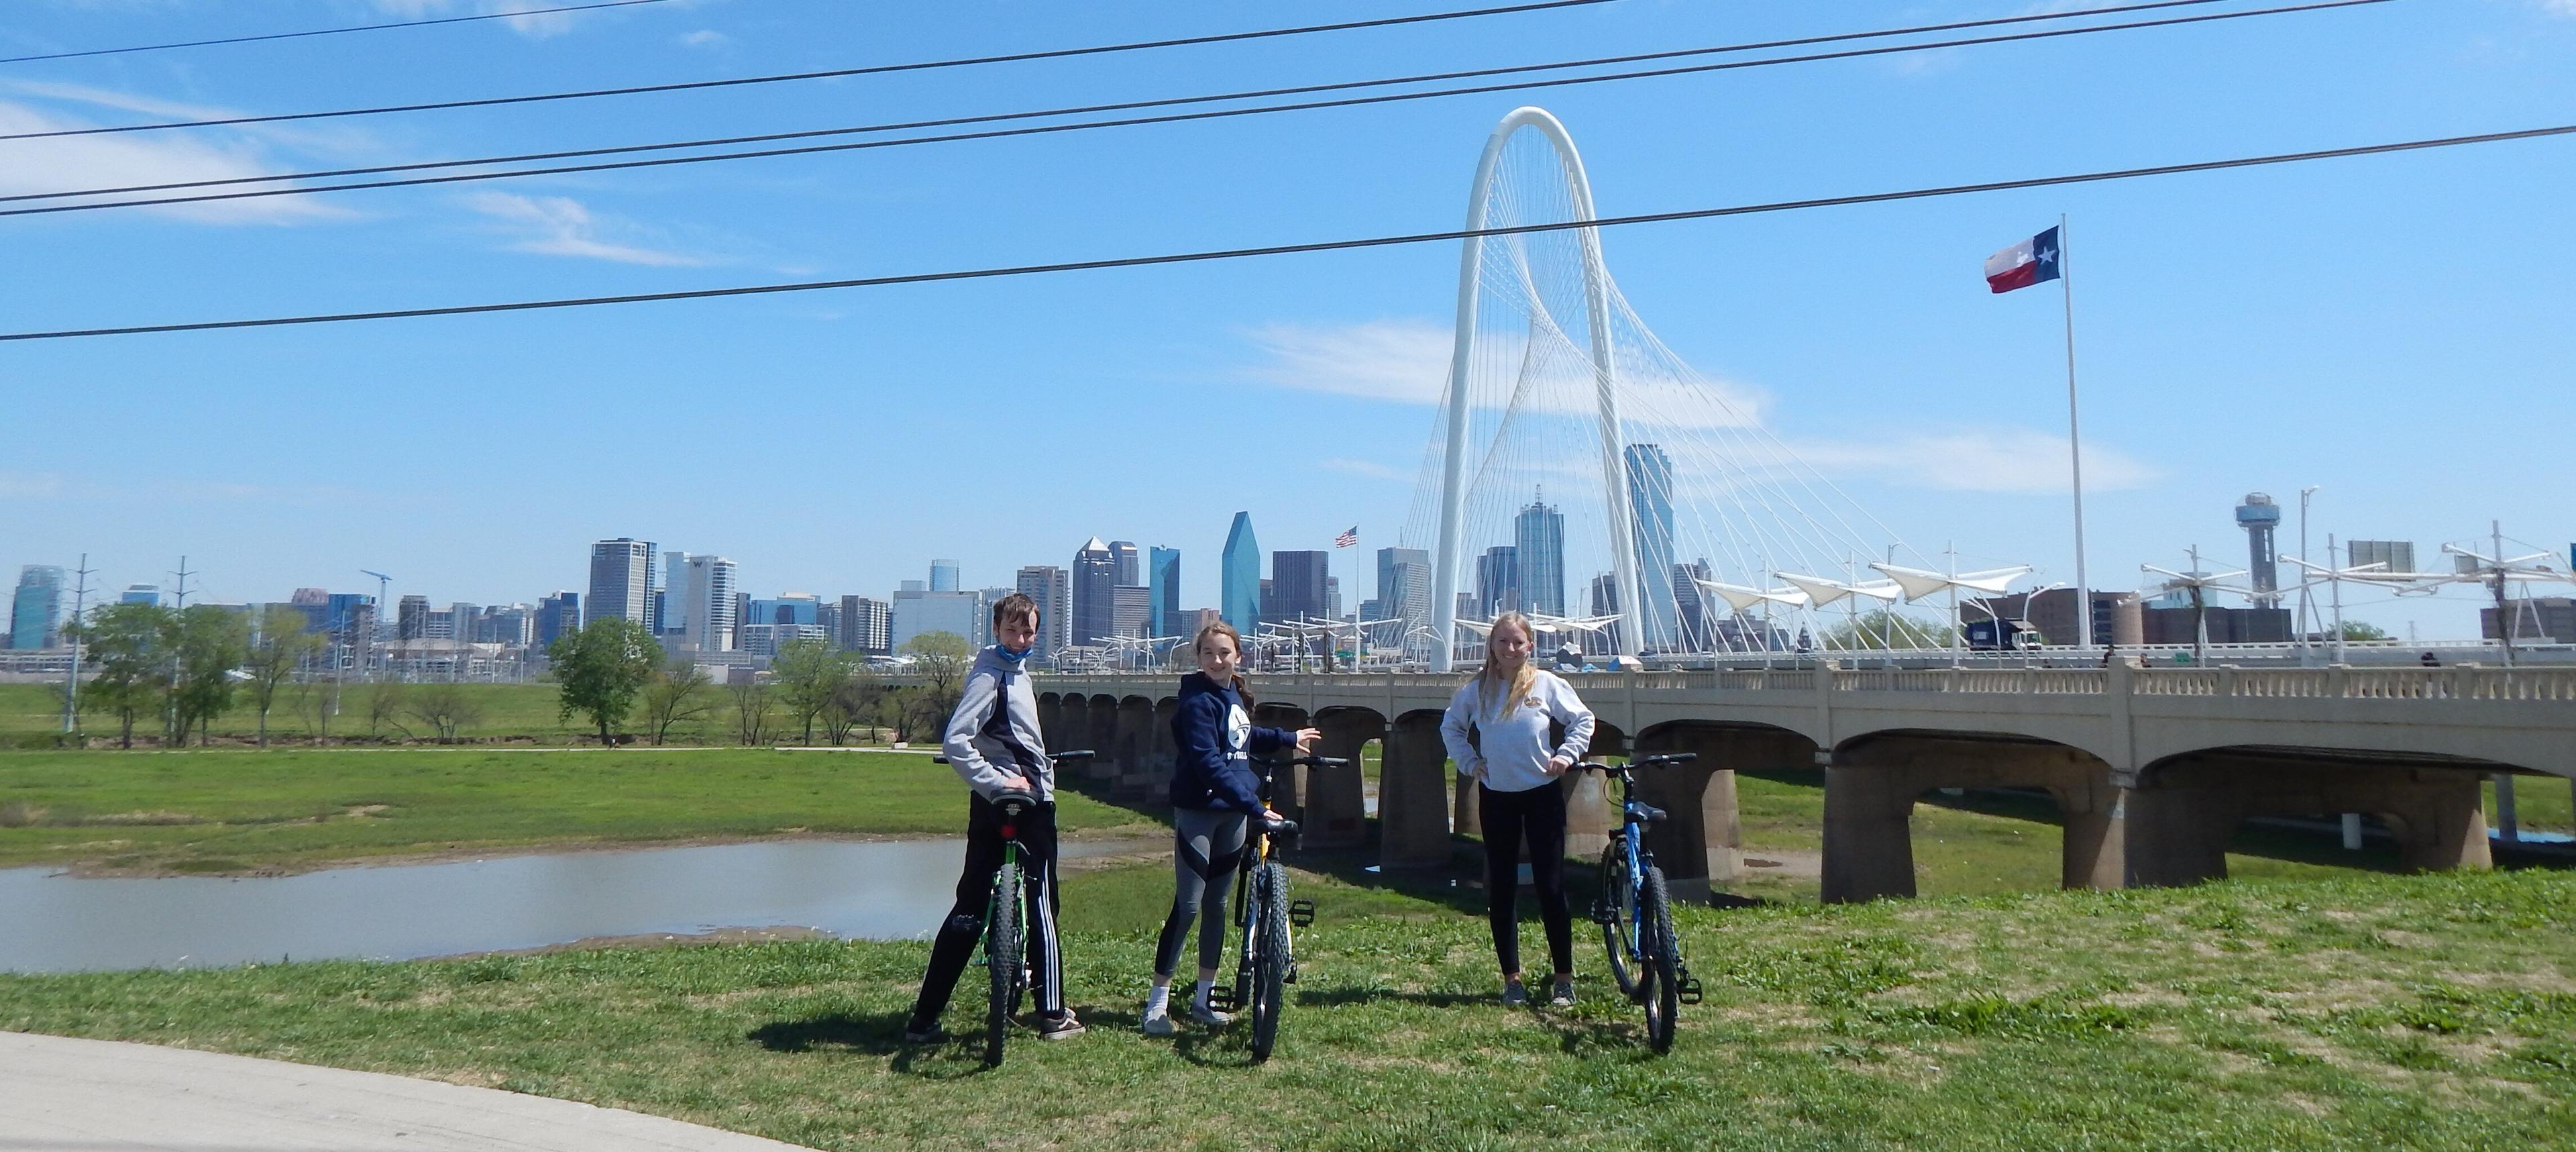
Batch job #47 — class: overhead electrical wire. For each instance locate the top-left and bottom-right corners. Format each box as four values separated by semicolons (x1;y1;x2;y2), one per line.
0;0;1625;138
0;0;678;65
1;0;2386;219
2;119;2562;344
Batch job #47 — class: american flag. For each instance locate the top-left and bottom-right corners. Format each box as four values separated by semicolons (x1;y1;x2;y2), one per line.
1334;525;1359;548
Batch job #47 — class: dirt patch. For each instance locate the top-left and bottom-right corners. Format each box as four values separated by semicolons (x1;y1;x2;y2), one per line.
429;925;833;960
1737;848;1821;882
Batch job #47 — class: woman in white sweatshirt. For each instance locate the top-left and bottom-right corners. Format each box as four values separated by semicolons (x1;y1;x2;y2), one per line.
1439;611;1596;1008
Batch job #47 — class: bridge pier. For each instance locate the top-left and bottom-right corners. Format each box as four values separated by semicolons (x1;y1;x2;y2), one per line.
1822;737;2124;903
1563;723;1624;863
1111;698;1157;802
1628;726;1796;901
1037;694;1063;753
1381;712;1454;871
1084;697;1119;785
1253;704;1311;824
1305;712;1379;852
1149;698;1179;798
2123;756;2491;886
1055;696;1089;769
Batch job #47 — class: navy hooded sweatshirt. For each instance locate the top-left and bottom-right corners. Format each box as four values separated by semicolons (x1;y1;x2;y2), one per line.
1170;672;1297;815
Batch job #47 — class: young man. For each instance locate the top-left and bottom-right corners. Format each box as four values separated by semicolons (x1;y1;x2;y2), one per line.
903;592;1083;1042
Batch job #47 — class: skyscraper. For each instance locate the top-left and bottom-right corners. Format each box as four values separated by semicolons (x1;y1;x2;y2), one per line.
1514;494;1566;616
838;595;892;656
1477;546;1518;617
586;538;655;627
1016;566;1070;658
661;549;688;637
1148;547;1180;639
119;584;162;607
9;566;64;650
1072;537;1116;647
536;592;580;647
1109;541;1140;588
1113;585;1151;641
929;560;960;592
1221;512;1261;639
1375;547;1430;624
1272;551;1330;622
674;555;739;651
1624;443;1680;649
2236;493;2281;604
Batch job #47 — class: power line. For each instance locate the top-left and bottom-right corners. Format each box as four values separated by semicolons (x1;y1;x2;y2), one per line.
0;0;678;66
0;0;1623;140
3;0;2382;220
0;0;2263;208
5;119;2562;344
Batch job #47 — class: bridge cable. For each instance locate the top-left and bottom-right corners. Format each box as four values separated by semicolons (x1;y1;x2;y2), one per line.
3;0;2382;218
0;0;679;66
3;117;2563;343
1;0;1625;138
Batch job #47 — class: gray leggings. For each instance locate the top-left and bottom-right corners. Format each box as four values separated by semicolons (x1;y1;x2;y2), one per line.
1153;807;1249;978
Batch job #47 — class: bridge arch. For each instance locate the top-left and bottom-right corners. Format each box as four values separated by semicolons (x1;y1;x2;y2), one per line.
1430;106;1638;670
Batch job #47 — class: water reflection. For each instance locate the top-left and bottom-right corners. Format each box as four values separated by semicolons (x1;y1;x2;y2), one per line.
1;837;1126;974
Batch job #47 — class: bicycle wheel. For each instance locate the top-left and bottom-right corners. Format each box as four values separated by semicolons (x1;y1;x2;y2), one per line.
1597;842;1638;998
1639;863;1681;1055
983;859;1024;1067
1248;861;1292;1062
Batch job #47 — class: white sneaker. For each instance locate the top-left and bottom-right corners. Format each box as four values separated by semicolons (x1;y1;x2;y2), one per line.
1141;1007;1175;1036
1190;1001;1233;1027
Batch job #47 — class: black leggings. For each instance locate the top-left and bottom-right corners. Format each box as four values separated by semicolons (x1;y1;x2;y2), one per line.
1479;780;1573;978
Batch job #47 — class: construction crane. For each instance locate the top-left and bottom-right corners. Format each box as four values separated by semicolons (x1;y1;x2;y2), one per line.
360;570;392;680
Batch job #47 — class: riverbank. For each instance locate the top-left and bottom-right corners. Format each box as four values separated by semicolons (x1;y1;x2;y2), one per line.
0;749;1153;876
5;866;2568;1151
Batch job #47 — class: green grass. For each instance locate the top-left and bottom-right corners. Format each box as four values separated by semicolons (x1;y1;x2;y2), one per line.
0;682;787;747
4;866;2569;1151
0;749;1148;874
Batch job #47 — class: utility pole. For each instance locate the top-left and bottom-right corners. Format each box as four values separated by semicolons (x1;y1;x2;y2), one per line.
2490;519;2515;670
166;556;193;743
2328;535;2347;665
2296;486;2320;666
62;554;93;734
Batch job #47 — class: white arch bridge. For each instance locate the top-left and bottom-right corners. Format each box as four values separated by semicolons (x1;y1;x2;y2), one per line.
1033;664;2576;902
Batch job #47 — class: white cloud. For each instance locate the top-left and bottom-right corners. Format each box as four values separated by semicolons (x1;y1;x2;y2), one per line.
679;29;729;48
1237;317;1768;428
463;192;702;266
1782;428;2159;494
0;471;67;499
2542;0;2576;15
0;97;354;225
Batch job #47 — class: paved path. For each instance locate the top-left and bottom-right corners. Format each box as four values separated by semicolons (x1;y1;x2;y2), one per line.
0;1031;814;1151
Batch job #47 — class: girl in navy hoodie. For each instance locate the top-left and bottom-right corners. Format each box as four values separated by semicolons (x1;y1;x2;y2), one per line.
1140;620;1318;1035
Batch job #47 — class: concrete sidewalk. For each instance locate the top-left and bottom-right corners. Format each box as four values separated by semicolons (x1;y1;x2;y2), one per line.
0;1031;815;1151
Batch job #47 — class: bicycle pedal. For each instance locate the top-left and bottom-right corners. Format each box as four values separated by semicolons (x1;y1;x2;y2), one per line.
1205;988;1239;1012
1288;900;1316;927
1284;961;1299;986
1589;903;1617;925
1678;978;1704;1006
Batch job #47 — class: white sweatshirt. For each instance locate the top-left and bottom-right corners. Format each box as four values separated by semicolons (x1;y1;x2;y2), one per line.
1438;670;1597;794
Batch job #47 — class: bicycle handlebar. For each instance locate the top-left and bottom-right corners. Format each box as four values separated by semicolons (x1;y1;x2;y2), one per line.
1291;754;1351;768
1574;753;1699;775
1053;749;1096;762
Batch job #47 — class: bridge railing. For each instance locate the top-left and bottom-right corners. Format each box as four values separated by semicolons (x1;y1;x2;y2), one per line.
1039;665;2576;702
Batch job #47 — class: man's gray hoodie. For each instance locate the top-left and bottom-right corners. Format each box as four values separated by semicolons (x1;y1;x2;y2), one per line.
942;645;1051;801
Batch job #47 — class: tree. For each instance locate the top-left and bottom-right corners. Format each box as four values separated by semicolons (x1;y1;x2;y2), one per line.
1822;609;1955;651
729;678;778;745
292;676;340;740
168;605;251;746
549;617;662;745
368;678;411;739
902;631;975;725
640;658;716;746
407;682;484;741
243;605;324;749
772;639;855;745
67;602;168;749
820;664;882;745
2338;621;2391;641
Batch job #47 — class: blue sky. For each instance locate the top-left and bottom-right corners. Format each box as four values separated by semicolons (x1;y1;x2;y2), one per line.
3;0;2571;639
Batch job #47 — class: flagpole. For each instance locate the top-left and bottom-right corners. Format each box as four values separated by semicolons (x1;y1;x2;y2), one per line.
2061;213;2094;653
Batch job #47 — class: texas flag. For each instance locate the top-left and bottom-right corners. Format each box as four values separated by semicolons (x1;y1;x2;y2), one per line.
1984;225;2063;294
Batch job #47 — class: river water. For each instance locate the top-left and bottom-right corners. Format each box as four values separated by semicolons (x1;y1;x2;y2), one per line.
0;837;1129;974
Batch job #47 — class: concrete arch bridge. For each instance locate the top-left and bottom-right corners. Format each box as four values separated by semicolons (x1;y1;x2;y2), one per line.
1032;662;2576;902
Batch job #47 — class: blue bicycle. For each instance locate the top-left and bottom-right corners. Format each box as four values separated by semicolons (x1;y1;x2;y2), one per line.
1581;752;1704;1053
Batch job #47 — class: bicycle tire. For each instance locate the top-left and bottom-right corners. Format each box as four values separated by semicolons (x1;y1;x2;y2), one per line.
1640;863;1681;1055
1249;862;1292;1062
1597;841;1639;998
983;859;1024;1067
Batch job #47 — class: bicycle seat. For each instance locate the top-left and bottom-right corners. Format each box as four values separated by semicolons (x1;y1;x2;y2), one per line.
1628;802;1668;824
991;789;1040;810
1264;817;1301;837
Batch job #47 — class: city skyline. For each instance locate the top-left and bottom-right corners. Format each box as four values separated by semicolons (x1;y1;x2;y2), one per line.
3;2;2568;644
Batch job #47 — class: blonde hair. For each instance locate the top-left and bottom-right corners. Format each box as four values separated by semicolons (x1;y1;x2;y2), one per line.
1475;611;1539;720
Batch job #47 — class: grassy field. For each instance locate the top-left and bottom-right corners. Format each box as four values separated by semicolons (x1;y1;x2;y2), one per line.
0;682;777;747
0;749;1150;874
4;863;2569;1151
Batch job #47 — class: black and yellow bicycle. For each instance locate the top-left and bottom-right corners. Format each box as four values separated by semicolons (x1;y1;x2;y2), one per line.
1205;752;1336;1061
